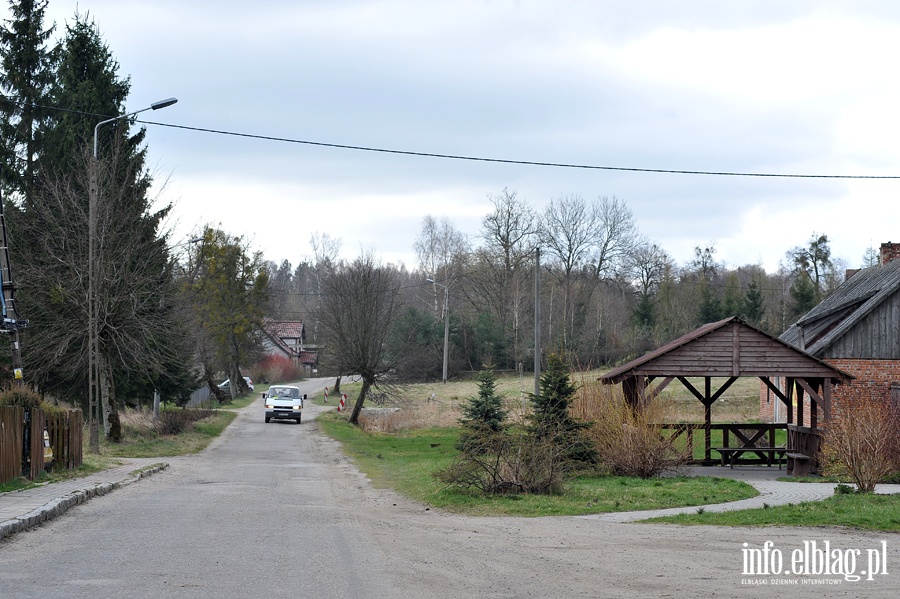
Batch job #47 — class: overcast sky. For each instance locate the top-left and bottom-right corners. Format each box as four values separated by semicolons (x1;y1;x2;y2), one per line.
28;0;900;272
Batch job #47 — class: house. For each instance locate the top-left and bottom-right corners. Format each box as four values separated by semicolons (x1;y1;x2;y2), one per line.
261;320;319;375
761;242;900;423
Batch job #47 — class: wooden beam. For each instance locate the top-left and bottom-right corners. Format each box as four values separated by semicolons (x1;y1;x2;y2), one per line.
732;320;741;376
676;376;705;401
646;376;675;401
710;376;738;402
760;376;789;406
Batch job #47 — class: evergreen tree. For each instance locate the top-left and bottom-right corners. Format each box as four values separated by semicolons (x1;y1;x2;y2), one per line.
742;278;764;325
12;13;191;440
788;271;817;322
529;353;595;464
721;272;743;318
0;0;54;199
460;368;507;432
696;280;722;324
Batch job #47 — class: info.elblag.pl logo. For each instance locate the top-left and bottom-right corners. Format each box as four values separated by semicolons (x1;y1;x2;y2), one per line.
741;540;889;584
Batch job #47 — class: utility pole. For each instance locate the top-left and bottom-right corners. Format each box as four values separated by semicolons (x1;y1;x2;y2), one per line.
0;172;29;385
534;247;541;398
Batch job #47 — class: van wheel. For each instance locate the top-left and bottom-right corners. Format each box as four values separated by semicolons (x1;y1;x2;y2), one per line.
296;416;302;424
265;417;270;423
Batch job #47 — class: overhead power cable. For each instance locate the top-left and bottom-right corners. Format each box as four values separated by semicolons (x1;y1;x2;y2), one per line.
4;96;900;179
140;119;900;179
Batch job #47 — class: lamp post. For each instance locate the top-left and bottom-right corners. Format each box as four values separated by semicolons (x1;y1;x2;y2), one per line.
88;97;177;453
426;278;450;384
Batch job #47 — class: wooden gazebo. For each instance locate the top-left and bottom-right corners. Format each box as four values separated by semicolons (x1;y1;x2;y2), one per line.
600;317;853;474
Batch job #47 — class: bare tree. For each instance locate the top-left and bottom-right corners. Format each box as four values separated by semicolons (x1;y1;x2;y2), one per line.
467;189;538;367
628;239;670;297
317;252;403;424
592;196;638;279
539;194;598;348
481;188;537;274
308;231;342;344
414;215;469;310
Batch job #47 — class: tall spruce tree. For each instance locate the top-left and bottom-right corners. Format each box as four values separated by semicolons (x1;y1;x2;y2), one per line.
0;0;54;200
12;13;190;441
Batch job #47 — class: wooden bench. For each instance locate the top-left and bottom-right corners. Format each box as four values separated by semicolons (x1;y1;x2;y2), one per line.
786;452;812;476
713;447;786;469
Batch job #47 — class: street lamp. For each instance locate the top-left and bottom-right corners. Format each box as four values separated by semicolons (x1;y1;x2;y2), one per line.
88;97;178;452
426;278;450;384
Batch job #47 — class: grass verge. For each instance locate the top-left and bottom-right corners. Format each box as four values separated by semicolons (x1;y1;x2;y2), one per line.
101;409;237;458
317;412;756;517
646;493;900;531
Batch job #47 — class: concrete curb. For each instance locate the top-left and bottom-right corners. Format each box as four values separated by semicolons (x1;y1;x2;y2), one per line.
0;463;168;541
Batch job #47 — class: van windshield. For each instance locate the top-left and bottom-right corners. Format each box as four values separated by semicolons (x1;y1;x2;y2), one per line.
269;388;298;398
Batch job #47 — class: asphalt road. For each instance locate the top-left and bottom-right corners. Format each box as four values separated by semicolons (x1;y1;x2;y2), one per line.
0;378;399;599
2;377;900;598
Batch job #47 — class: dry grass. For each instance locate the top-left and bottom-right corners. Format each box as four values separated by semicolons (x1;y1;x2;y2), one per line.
372;372;764;431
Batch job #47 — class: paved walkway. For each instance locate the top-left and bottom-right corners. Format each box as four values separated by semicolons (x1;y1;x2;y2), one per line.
0;458;168;540
580;465;900;522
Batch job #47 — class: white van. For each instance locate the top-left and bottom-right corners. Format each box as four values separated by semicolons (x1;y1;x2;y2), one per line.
264;385;304;424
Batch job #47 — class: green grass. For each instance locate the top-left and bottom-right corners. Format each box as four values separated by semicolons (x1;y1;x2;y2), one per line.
647;493;900;531
317;412;757;517
101;410;237;458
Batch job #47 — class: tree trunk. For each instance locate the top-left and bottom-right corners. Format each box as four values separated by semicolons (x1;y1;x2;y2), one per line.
100;353;122;443
333;375;342;395
348;378;371;425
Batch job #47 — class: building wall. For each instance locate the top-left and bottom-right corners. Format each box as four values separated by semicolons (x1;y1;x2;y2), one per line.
825;358;900;419
759;359;900;423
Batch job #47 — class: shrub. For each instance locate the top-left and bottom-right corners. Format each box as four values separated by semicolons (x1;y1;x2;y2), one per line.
821;395;900;493
436;425;573;494
154;408;214;435
251;355;304;385
0;388;43;409
575;383;691;478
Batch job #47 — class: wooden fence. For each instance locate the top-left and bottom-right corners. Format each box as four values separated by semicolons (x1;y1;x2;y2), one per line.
0;406;23;484
0;406;83;485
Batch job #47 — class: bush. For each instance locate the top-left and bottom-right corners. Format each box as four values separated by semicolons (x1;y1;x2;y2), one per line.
575;383;690;478
250;355;304;385
154;408;214;435
436;425;573;495
821;395;900;493
0;388;44;409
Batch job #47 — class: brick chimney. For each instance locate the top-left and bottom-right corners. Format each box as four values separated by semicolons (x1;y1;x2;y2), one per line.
881;242;900;265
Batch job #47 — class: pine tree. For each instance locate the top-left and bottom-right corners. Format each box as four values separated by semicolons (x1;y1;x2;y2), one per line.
742;279;764;325
460;368;507;432
0;0;54;200
529;353;595;464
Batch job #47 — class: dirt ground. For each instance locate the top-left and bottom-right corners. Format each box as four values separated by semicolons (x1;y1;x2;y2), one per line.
313;420;900;598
